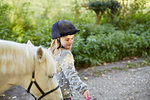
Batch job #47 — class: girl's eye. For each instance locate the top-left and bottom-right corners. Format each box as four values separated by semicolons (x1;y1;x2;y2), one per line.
65;37;74;41
65;39;69;41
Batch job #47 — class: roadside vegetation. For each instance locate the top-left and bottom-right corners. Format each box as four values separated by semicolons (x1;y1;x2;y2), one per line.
93;57;150;77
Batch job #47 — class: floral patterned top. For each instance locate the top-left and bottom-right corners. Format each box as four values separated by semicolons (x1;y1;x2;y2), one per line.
54;49;87;98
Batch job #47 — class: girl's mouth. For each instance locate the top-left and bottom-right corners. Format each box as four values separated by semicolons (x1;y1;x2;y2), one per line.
68;44;72;46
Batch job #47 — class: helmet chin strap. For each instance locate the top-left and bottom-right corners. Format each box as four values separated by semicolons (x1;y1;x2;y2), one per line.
57;38;65;49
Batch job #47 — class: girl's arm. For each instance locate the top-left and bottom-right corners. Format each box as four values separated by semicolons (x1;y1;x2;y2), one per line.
59;50;88;95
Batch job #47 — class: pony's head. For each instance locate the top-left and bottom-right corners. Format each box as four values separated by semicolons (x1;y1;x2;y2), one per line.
27;40;63;100
27;40;56;77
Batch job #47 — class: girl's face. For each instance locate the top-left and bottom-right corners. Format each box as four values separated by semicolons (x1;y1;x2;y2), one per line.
60;35;74;49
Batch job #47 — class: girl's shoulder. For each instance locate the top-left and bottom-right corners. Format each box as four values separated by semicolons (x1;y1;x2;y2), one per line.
61;49;72;55
56;49;74;64
58;49;74;60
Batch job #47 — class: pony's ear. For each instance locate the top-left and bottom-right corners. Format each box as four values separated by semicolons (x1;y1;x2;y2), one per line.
37;46;44;63
27;40;34;46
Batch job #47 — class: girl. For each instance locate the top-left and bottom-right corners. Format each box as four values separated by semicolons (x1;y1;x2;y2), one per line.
50;20;91;100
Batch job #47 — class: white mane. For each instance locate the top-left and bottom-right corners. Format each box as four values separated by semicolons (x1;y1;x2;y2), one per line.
0;40;55;75
0;40;33;74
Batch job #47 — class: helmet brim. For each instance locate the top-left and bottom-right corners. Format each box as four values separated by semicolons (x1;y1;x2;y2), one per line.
60;29;80;37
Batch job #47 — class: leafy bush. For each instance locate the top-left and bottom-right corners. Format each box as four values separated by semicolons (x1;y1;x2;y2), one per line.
72;24;150;67
1;0;150;68
0;1;12;40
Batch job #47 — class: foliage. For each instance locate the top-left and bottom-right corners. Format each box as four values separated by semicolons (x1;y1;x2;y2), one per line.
110;0;148;30
87;0;121;24
129;0;146;14
107;0;121;20
88;0;108;24
72;0;81;19
0;0;53;47
0;0;150;68
88;0;108;15
0;1;13;41
107;0;121;14
72;28;150;67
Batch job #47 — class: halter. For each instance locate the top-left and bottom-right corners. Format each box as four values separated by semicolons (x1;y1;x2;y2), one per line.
27;54;60;100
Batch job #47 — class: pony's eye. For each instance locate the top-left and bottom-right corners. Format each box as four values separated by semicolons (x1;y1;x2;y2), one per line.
48;74;54;78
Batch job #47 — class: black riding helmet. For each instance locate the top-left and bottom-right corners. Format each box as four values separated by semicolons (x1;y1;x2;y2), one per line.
51;20;80;39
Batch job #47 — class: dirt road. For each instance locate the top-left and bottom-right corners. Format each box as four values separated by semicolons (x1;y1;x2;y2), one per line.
72;58;150;100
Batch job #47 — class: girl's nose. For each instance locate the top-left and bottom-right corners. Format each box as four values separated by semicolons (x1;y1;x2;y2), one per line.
69;39;73;44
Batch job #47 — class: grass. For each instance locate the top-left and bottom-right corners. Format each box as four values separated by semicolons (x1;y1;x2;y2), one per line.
93;57;150;77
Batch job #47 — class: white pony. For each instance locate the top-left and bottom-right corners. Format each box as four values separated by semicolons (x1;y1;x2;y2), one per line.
0;40;63;100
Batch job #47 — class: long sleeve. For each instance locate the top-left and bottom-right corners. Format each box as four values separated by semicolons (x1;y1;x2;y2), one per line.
58;50;88;95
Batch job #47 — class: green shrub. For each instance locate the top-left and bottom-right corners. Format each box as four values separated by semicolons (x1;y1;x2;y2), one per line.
72;28;150;67
0;1;12;40
1;0;150;68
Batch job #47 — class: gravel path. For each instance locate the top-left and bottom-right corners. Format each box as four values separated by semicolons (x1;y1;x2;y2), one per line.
1;58;150;100
72;58;150;100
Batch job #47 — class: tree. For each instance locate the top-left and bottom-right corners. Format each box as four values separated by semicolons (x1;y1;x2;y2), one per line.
88;0;108;24
107;0;121;23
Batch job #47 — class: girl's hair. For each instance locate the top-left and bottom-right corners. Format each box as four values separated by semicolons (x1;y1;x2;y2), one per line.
50;38;71;57
50;39;59;57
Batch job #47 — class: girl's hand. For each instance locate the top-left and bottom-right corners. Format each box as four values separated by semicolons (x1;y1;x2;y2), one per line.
83;90;91;100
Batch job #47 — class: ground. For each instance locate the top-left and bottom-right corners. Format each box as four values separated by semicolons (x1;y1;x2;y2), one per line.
72;57;150;100
1;57;150;100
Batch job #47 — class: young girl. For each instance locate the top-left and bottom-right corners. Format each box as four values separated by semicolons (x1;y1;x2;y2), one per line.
50;20;91;100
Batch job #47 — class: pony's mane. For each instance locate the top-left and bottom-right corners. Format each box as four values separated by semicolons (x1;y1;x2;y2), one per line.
0;40;35;74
